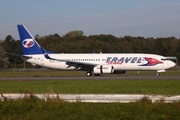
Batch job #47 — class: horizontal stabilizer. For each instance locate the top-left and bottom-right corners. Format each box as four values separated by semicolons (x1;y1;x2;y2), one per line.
4;52;32;58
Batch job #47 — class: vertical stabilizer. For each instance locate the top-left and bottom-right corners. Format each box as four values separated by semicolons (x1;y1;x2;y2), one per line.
17;25;42;55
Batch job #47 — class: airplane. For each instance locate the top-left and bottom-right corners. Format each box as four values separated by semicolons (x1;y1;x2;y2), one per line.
17;24;176;76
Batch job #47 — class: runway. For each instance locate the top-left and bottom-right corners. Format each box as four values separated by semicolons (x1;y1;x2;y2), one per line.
1;75;180;80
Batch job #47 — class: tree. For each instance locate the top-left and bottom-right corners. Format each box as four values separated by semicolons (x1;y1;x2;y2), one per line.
176;40;180;65
1;35;22;68
0;46;9;69
64;30;84;39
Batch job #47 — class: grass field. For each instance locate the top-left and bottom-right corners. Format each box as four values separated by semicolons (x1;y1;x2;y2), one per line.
0;70;179;94
1;97;180;120
0;79;180;95
0;70;180;119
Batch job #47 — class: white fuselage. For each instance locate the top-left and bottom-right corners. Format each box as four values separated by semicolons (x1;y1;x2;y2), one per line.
24;53;175;71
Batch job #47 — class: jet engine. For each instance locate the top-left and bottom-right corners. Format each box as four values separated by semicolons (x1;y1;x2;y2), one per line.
93;65;114;74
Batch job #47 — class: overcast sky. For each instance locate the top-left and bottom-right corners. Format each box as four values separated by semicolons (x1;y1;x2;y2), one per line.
0;0;180;40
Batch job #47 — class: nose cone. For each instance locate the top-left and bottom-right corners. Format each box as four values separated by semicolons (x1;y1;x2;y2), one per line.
169;61;176;68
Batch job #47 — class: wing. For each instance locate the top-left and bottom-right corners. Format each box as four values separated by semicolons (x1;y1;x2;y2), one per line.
42;48;97;71
163;56;177;62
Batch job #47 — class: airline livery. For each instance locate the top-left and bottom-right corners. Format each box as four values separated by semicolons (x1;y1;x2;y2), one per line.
17;25;176;76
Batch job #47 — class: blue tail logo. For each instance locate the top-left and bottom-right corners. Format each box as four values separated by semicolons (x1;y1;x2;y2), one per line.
22;39;35;48
17;25;43;55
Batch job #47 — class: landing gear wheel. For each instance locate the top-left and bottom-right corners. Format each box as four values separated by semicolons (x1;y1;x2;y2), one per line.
86;71;92;76
156;73;160;76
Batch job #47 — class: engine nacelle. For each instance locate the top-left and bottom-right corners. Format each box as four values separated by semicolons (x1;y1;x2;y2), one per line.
113;70;126;74
93;65;114;74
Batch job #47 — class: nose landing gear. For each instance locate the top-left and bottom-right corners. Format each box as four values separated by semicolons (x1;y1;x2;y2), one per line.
156;70;165;76
156;73;160;76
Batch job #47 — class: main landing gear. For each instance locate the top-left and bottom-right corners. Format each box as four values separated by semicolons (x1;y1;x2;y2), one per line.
86;71;100;76
86;71;92;76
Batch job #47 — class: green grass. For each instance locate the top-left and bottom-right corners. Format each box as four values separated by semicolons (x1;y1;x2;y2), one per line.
1;97;180;120
0;70;85;77
0;70;180;94
0;70;180;119
0;80;180;95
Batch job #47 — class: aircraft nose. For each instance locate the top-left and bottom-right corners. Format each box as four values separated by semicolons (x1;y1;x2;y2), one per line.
169;61;176;68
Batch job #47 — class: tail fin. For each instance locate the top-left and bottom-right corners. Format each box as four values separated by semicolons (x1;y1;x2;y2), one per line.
17;25;43;55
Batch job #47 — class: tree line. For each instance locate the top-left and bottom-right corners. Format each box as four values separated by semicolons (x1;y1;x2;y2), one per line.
0;30;180;69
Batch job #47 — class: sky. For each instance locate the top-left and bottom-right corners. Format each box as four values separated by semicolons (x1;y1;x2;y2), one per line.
0;0;180;40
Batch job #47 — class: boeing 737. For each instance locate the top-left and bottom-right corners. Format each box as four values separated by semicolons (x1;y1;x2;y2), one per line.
17;25;176;76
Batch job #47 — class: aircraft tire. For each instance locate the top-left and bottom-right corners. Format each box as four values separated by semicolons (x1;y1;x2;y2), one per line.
86;71;92;76
156;73;160;76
